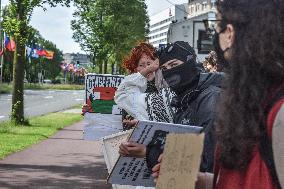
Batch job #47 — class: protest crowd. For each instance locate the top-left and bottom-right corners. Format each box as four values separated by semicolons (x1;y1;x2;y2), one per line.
83;0;283;188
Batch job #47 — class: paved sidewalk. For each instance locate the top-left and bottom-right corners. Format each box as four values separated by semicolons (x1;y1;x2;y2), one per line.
0;121;112;189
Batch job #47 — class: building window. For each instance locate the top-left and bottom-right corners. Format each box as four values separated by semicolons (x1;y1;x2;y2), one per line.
203;3;207;10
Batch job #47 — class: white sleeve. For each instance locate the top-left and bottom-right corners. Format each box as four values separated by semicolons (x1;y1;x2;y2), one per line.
114;72;149;121
272;104;284;188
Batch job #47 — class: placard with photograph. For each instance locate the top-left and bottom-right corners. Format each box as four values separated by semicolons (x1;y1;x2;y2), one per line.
108;120;202;187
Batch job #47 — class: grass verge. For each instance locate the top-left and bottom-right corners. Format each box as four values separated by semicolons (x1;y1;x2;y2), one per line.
24;83;84;90
0;83;11;94
0;112;83;159
72;104;84;109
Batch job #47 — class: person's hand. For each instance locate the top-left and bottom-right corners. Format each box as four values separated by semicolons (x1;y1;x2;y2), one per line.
140;59;159;80
122;119;138;129
119;142;146;158
81;104;91;116
195;172;214;189
147;59;159;73
152;153;163;183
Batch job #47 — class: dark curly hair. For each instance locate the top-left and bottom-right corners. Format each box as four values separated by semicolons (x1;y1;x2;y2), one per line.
216;0;284;169
122;42;156;73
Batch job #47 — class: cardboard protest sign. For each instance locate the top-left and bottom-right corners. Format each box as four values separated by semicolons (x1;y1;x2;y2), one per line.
101;131;136;189
156;133;205;189
107;121;202;187
101;131;132;172
85;74;124;114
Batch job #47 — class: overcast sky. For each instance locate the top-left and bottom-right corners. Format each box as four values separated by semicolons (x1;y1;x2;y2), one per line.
1;0;188;53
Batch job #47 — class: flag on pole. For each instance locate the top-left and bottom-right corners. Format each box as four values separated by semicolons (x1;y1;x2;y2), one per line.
45;50;54;60
26;46;32;57
4;37;16;52
31;48;39;58
36;49;47;57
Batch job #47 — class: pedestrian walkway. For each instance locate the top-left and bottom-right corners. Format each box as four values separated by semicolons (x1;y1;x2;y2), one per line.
0;120;112;189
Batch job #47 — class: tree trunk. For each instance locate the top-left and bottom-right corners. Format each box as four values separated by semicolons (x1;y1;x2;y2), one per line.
99;62;102;73
11;3;27;124
111;63;115;75
104;60;108;74
11;36;26;123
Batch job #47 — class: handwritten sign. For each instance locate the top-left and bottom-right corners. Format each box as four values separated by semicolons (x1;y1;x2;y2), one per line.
108;121;202;187
85;74;125;89
101;131;136;189
156;133;204;189
85;74;124;114
102;131;132;172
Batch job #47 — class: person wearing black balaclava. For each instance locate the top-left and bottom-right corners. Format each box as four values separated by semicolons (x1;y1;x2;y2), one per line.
146;41;224;174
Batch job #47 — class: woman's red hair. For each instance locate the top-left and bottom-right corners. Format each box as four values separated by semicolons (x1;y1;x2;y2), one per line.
123;42;156;73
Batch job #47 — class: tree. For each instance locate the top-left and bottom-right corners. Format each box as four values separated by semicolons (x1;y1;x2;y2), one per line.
2;0;70;124
40;40;63;82
24;27;64;83
71;0;149;74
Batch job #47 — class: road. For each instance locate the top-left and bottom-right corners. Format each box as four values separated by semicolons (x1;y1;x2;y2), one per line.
0;90;84;122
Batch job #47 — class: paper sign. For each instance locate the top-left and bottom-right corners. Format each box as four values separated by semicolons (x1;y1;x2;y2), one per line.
101;131;136;189
156;133;205;189
102;131;132;173
85;74;124;114
108;121;202;187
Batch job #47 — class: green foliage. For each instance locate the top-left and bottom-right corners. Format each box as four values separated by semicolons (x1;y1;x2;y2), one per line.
71;0;149;74
0;112;82;159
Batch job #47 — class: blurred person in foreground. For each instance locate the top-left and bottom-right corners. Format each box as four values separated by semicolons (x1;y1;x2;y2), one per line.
153;0;284;188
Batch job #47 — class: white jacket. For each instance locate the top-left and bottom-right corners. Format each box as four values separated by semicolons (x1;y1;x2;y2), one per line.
114;72;175;122
114;72;149;120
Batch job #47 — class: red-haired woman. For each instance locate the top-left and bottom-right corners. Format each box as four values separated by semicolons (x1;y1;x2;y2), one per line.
115;42;174;123
115;43;174;189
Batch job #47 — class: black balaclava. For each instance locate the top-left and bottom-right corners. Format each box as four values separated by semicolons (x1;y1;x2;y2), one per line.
213;29;230;69
159;41;200;95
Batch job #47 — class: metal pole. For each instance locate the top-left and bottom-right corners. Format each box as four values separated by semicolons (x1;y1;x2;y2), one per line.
192;20;196;49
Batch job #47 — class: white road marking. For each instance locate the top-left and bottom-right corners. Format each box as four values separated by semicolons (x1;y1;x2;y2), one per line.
75;99;84;101
0;116;5;119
